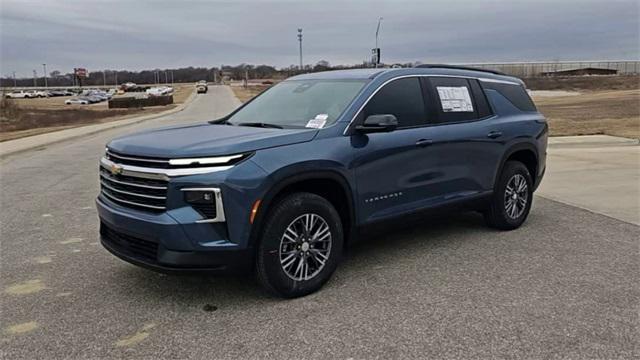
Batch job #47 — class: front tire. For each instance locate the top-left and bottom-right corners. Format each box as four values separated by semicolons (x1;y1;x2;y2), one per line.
484;161;533;230
256;192;343;298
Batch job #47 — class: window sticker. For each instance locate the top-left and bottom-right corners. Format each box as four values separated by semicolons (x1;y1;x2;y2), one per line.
436;86;474;112
305;114;328;129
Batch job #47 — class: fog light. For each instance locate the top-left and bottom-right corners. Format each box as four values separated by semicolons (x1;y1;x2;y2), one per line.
185;191;215;204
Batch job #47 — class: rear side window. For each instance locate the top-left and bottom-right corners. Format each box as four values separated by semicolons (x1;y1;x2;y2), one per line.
363;77;426;128
481;82;537;112
426;77;479;124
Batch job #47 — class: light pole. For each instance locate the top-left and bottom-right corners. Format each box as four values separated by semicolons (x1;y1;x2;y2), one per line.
13;71;17;87
42;64;48;87
297;28;303;71
374;17;383;68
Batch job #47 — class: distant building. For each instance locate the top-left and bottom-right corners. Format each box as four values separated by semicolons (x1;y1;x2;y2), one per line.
541;67;618;76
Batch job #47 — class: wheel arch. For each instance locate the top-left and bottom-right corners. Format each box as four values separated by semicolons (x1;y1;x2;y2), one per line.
494;142;539;190
248;170;356;250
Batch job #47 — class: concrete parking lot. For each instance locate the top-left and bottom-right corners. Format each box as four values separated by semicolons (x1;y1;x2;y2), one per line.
1;86;638;359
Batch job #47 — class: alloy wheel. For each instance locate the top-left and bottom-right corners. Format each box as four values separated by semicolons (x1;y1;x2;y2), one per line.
504;174;528;219
279;213;332;281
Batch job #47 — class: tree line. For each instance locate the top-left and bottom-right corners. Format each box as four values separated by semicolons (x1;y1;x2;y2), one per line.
1;60;402;88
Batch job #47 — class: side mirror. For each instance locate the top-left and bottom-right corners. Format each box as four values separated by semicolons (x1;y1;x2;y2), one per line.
355;114;398;133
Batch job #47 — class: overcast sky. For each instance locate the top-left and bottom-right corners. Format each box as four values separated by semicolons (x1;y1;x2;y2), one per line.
1;0;638;77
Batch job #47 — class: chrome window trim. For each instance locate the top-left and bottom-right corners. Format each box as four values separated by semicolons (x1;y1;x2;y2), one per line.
180;187;226;223
100;157;232;181
342;74;521;135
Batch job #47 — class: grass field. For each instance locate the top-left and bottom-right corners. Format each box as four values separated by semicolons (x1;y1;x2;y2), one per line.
230;84;270;103
0;84;194;141
534;89;639;138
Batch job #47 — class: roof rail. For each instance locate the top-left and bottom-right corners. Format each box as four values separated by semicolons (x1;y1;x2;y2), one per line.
415;64;506;76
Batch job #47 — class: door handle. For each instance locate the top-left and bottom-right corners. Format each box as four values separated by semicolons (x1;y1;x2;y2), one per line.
415;139;433;147
487;131;503;139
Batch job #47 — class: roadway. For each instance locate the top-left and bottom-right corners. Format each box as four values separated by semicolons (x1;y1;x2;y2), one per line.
1;86;638;359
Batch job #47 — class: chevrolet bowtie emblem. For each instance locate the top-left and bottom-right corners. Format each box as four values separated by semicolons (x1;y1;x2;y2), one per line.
110;164;123;176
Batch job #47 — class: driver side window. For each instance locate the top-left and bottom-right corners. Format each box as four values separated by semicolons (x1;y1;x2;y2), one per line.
363;77;427;128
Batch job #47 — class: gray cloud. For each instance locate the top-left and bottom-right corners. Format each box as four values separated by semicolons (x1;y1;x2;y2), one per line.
1;0;638;77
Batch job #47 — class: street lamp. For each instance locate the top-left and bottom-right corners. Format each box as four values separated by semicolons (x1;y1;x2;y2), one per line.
297;28;303;71
374;17;383;68
42;63;48;87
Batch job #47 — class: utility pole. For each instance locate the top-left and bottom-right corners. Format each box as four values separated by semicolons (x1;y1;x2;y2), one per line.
13;71;17;87
42;64;48;87
297;28;303;71
33;70;37;87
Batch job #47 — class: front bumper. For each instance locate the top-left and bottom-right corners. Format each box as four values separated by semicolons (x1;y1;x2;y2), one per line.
97;197;253;273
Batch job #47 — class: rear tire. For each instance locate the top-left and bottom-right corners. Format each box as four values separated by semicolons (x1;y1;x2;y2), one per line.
255;192;343;298
484;161;533;230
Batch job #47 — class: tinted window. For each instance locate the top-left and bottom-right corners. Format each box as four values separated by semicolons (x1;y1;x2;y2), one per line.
468;79;493;118
363;77;426;128
427;77;478;123
481;82;537;112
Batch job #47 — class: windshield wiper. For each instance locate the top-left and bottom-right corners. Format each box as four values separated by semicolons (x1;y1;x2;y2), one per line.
235;122;283;129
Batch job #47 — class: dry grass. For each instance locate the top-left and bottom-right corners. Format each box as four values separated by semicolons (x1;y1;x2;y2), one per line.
525;75;639;91
0;84;194;141
534;89;640;139
230;84;271;103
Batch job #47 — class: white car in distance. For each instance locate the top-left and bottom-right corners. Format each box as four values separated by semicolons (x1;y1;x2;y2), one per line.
65;98;90;105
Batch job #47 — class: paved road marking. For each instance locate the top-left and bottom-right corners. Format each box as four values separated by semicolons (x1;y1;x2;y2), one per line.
115;323;156;347
33;256;53;264
5;280;45;295
5;322;38;335
59;237;83;245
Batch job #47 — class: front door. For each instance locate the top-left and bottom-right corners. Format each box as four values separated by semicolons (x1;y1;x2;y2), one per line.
352;77;435;223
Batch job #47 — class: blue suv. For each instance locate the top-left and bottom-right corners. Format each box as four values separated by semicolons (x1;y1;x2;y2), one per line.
97;65;547;297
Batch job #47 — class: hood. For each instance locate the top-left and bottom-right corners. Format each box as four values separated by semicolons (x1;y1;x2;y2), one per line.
107;123;318;158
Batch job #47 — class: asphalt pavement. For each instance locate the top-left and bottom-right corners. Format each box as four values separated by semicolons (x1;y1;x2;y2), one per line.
1;87;638;359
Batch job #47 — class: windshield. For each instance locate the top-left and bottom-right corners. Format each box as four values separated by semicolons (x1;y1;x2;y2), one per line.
227;79;367;128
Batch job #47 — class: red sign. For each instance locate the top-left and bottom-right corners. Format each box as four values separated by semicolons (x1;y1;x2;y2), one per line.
74;68;88;78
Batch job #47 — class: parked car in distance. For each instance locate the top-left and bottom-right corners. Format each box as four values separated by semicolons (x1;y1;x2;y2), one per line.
146;86;173;97
97;65;548;298
65;97;90;105
5;90;31;98
48;90;67;97
34;90;50;98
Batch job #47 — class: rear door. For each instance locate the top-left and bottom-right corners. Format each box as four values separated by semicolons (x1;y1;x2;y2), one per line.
419;76;502;198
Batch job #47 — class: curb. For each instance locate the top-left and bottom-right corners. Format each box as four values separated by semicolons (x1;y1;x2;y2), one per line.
0;90;197;159
548;135;639;148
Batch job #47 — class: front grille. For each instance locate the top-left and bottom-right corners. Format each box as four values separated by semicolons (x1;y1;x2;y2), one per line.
99;167;167;212
100;223;159;262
